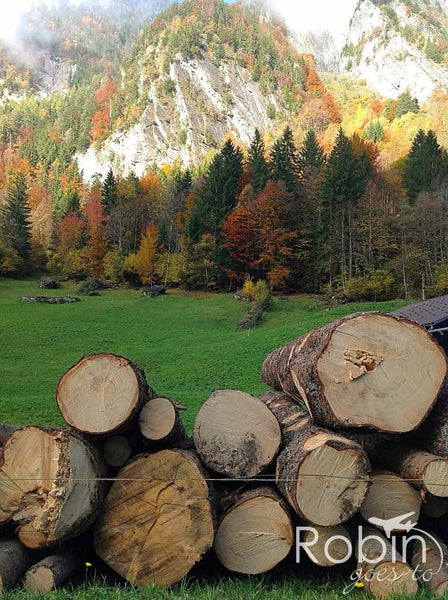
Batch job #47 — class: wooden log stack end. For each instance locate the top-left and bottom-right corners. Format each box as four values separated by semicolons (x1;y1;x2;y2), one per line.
0;427;104;549
138;396;188;446
94;449;215;587
56;353;154;435
23;551;82;593
193;390;281;478
213;486;293;574
262;312;447;433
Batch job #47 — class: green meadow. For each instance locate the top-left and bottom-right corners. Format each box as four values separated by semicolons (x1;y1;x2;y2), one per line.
1;278;416;599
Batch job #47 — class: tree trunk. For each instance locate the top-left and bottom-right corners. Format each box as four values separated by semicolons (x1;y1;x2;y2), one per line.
0;538;34;592
213;486;293;574
411;530;448;596
0;426;104;549
56;353;154;435
356;527;418;598
193;390;281;478
23;550;83;593
301;524;352;567
359;471;422;533
368;443;448;497
138;396;189;447
260;391;370;526
261;312;446;432
94;449;215;587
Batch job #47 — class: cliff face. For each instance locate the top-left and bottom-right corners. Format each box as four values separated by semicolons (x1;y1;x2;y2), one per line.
340;0;448;102
77;54;281;179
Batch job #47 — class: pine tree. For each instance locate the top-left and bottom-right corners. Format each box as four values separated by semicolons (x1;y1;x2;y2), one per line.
298;129;325;176
269;126;299;196
101;168;118;215
1;172;32;265
404;129;443;202
246;128;269;194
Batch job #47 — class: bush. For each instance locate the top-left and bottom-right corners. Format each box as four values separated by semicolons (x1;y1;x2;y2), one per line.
77;277;107;295
327;270;396;302
237;279;272;328
38;277;60;289
0;241;23;276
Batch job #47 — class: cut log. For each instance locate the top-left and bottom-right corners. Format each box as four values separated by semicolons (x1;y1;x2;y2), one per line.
0;538;34;591
301;524;352;567
94;449;215;586
411;530;448;596
261;312;447;432
260;392;370;526
23;550;82;593
213;486;293;574
356;526;418;598
56;353;154;435
138;396;188;446
368;443;448;497
422;494;448;518
193;390;281;478
0;426;104;549
359;471;422;533
103;435;133;468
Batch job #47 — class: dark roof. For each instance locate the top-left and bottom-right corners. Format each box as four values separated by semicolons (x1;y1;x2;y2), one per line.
392;295;448;327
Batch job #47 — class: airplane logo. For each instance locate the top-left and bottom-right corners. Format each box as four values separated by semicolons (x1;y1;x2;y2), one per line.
368;512;417;537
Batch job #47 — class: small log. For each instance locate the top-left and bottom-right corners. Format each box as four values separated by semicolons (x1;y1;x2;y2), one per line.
356;526;418;598
0;538;34;591
260;392;370;526
261;312;447;432
56;353;154;435
193;390;281;478
138;396;188;446
411;530;448;596
359;471;422;534
103;435;133;468
0;426;104;548
94;449;215;586
213;486;293;574
369;443;448;497
301;524;352;567
23;550;83;593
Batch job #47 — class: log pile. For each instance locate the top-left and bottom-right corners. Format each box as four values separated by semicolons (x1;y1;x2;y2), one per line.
2;312;448;597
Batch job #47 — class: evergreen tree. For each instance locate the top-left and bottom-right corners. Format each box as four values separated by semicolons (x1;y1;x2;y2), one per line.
1;172;32;265
269;126;299;196
298;129;325;176
395;91;419;118
246;128;269;194
101;168;118;214
404;129;444;202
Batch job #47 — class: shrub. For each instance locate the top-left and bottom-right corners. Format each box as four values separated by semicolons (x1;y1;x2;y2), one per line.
77;277;107;295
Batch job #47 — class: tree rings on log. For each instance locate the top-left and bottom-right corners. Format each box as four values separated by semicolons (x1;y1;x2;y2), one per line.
56;353;154;435
138;396;187;445
23;550;82;593
360;471;422;533
262;312;447;432
193;390;281;478
94;449;215;586
302;525;352;567
0;427;103;548
213;486;293;574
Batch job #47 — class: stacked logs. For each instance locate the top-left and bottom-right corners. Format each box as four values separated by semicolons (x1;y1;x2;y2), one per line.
2;312;448;597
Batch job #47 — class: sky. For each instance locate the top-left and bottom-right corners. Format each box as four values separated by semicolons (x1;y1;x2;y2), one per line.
0;0;357;46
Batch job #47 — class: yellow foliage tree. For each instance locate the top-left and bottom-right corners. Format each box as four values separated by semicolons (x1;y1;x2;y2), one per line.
136;223;159;285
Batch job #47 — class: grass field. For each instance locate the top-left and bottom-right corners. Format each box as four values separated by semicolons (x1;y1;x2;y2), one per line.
0;278;415;598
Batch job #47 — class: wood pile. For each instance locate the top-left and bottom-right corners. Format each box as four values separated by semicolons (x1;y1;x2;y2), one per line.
2;311;448;597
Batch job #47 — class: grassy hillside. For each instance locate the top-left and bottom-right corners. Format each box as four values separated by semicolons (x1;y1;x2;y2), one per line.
1;277;407;430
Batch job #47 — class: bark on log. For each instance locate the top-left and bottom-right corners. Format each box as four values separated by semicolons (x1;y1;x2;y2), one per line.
193;390;281;478
415;379;448;459
261;312;447;432
0;426;104;548
411;530;448;596
56;353;154;435
94;449;215;586
422;494;448;518
301;525;352;567
359;471;422;533
0;424;18;446
356;527;418;598
368;443;448;497
138;396;188;447
260;392;370;526
213;486;293;574
23;550;83;593
0;538;34;592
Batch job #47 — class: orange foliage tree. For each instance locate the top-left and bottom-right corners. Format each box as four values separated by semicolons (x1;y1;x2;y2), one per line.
136;223;159;285
82;187;108;277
